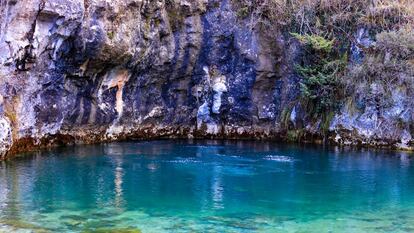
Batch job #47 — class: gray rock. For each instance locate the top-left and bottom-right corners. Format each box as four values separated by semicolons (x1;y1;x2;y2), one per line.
0;0;412;157
0;116;12;158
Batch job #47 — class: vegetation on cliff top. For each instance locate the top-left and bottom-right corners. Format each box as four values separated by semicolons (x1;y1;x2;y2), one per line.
232;0;413;32
233;0;414;136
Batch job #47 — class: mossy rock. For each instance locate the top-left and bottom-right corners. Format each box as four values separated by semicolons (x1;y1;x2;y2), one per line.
82;228;141;233
236;7;249;18
1;219;50;232
287;129;304;142
107;31;115;40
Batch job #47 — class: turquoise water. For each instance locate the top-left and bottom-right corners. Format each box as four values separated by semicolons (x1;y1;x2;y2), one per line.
1;140;414;233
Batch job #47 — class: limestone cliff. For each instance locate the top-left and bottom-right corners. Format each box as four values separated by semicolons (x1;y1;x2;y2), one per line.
0;0;413;158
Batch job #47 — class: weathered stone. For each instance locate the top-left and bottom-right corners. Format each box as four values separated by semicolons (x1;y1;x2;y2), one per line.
0;116;12;158
0;0;413;158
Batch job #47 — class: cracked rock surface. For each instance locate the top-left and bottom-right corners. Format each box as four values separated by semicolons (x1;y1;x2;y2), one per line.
0;0;413;157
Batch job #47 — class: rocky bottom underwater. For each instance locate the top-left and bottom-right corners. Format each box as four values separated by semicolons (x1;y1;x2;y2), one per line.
1;140;414;233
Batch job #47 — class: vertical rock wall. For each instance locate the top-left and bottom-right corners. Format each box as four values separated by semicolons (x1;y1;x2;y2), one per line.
0;0;412;157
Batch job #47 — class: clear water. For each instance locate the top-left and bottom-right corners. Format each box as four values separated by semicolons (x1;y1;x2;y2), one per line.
1;140;414;233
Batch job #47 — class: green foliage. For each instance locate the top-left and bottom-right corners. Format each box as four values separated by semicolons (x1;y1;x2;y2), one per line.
293;33;347;115
229;0;413;137
297;65;337;113
291;33;334;53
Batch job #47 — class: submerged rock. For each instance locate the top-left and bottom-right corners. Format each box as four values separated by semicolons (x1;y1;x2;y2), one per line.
81;228;141;233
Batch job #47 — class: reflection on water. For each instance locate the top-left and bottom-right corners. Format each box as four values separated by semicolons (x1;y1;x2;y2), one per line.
113;157;124;210
0;140;414;232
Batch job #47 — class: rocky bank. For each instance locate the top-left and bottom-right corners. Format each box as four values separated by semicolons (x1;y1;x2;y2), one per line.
0;0;413;158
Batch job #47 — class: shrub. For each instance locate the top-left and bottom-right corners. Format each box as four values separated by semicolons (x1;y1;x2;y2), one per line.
292;33;347;114
290;33;334;53
230;0;413;134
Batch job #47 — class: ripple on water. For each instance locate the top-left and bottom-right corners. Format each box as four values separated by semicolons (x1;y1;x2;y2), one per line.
264;155;296;163
1;142;414;232
165;157;202;164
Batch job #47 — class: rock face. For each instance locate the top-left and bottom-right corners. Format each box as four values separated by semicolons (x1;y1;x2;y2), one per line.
0;115;12;159
0;0;413;157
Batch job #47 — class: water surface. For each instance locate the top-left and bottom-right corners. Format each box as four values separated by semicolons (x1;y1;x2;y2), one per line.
1;140;414;232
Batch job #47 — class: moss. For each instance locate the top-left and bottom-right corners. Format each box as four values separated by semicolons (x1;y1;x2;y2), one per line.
280;106;293;129
165;3;185;32
236;7;249;19
287;129;303;142
1;219;50;232
321;111;335;134
4;110;17;128
142;18;152;36
3;95;20;140
154;18;161;27
107;31;115;40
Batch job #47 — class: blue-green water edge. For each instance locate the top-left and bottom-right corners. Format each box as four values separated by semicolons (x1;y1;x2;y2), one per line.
1;141;414;232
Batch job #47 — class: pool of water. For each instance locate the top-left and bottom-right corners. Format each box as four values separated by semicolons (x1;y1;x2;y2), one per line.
1;140;414;232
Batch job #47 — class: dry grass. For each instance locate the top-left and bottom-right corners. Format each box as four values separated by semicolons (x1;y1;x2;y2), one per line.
376;29;414;59
233;0;413;35
361;0;414;30
231;0;414;122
